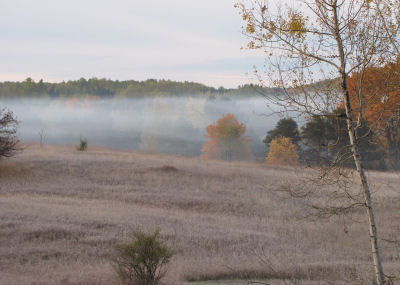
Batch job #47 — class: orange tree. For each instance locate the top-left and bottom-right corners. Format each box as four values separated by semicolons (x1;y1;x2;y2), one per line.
201;113;252;161
347;61;400;168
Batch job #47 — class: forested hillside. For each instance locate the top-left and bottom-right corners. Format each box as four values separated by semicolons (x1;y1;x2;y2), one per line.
0;78;280;98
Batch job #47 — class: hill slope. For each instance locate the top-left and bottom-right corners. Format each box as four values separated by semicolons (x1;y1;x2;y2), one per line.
0;144;398;284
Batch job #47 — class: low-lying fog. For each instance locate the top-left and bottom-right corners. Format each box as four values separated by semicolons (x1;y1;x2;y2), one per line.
2;95;282;158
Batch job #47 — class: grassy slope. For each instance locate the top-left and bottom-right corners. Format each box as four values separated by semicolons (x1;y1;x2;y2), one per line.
0;144;399;285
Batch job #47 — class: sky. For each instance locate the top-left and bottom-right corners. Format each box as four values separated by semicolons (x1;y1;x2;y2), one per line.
0;0;266;88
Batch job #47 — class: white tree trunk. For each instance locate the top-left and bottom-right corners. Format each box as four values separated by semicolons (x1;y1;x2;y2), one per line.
333;3;385;283
341;73;385;285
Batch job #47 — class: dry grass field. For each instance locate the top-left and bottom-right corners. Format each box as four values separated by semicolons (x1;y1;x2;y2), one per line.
0;143;400;285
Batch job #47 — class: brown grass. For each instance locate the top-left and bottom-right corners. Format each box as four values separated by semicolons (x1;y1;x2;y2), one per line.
0;143;399;285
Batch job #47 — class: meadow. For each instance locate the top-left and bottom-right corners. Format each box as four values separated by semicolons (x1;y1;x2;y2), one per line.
0;144;399;285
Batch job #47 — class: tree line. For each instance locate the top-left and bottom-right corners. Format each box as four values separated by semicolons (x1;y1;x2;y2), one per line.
203;106;397;171
0;77;278;99
264;115;385;169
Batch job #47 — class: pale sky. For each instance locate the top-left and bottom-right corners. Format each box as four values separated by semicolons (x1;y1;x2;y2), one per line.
0;0;265;88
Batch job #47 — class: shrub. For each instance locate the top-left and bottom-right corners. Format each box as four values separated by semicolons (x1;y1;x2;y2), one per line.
77;137;88;151
112;230;173;285
266;136;299;166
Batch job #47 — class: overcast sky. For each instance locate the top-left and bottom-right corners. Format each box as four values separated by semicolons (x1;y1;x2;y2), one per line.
0;0;266;88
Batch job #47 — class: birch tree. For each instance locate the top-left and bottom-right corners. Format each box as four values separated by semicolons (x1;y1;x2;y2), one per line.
236;0;399;284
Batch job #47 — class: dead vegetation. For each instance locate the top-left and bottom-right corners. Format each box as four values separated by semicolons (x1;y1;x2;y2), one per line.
0;143;399;284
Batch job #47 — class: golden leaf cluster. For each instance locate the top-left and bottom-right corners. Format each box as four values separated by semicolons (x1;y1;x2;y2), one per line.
266;136;299;165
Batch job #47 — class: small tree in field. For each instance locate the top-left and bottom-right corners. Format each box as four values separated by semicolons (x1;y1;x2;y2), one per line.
77;137;88;151
0;108;19;159
201;113;252;161
113;231;173;285
266;137;299;165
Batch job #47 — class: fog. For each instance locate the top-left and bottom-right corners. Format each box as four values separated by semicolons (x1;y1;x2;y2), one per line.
2;95;282;158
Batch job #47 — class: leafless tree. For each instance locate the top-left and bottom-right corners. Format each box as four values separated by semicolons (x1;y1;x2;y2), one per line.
370;0;400;54
38;128;45;147
236;0;400;284
0;108;19;159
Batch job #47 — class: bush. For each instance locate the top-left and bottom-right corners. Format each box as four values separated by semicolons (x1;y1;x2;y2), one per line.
112;230;173;285
77;137;88;151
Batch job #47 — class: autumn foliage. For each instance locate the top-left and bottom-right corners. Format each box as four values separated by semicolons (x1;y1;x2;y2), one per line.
347;62;400;124
347;61;400;167
266;137;299;166
201;113;252;160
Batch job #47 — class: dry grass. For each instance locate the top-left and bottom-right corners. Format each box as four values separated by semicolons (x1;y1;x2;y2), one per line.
0;143;399;285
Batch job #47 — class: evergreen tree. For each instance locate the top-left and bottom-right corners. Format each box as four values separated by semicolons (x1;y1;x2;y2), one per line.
263;118;300;145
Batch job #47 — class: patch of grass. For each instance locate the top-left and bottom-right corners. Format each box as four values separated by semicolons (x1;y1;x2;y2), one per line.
149;165;179;172
23;228;84;242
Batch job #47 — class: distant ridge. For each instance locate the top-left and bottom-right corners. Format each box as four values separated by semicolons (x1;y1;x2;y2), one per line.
0;77;335;99
0;77;281;98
